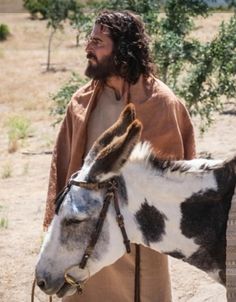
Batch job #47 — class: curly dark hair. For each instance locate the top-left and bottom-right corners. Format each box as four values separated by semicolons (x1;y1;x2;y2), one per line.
95;10;154;84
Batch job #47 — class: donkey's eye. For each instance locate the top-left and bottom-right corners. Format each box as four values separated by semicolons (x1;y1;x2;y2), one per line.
64;218;85;226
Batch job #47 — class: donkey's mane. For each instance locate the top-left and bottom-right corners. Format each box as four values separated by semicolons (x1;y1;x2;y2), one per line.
129;142;153;163
130;142;236;176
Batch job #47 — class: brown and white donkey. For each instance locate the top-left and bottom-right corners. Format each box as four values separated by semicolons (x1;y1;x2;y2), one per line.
36;104;236;298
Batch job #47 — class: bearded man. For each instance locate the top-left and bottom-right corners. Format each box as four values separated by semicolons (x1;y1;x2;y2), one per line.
43;10;196;302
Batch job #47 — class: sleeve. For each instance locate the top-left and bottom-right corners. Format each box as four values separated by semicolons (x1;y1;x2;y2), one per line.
175;100;196;160
43;103;73;230
137;95;196;161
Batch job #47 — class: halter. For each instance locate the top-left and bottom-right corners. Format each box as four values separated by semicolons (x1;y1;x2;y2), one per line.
54;177;131;294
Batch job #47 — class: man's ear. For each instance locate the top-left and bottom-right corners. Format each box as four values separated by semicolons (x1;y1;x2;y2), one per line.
88;120;142;181
85;104;136;165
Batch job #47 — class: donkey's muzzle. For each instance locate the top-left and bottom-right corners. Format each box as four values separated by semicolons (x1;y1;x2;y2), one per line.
37;278;47;291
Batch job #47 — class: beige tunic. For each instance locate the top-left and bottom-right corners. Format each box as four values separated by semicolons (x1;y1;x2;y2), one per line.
85;85;125;154
44;75;196;302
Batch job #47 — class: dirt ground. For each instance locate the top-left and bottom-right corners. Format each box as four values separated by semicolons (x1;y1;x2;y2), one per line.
0;12;235;302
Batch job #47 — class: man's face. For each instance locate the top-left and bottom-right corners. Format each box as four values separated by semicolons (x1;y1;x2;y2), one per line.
85;24;116;80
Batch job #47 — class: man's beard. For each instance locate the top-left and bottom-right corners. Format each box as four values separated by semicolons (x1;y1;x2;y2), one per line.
85;53;117;80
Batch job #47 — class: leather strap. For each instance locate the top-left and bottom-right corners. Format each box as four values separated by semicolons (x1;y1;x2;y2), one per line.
55;177;132;295
113;182;131;253
79;188;113;268
134;244;141;302
55;183;71;214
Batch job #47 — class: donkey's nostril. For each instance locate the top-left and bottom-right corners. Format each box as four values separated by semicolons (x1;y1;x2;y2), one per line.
37;279;46;290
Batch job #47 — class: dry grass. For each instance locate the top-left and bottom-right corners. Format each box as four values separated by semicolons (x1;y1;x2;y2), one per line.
0;13;87;127
0;0;25;13
191;11;233;42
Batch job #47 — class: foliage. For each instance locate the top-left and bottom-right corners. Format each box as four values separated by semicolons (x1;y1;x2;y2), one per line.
68;1;94;46
23;0;49;19
96;0;161;34
179;16;236;131
51;73;87;124
46;0;74;30
44;0;77;71
0;24;10;41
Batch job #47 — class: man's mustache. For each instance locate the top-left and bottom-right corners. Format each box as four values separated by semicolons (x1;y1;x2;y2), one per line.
87;53;97;61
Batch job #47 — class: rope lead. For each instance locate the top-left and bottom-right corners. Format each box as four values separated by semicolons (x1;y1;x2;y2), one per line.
31;278;52;302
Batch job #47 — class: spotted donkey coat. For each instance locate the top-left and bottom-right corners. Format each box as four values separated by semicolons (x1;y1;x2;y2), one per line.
36;104;236;298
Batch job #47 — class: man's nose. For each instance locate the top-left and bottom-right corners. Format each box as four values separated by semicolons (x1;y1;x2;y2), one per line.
85;42;92;53
85;39;94;53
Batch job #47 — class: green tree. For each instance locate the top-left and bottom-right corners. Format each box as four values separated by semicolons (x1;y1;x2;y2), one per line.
96;0;160;34
180;16;236;130
23;0;49;19
45;0;75;71
68;1;94;47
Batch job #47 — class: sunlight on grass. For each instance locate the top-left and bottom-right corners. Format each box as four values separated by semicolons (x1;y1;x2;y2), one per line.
0;217;8;229
6;115;31;153
1;162;12;179
41;133;54;149
22;161;29;176
0;48;4;58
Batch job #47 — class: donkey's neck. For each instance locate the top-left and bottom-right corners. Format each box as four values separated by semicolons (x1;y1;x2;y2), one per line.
122;160;206;256
120;157;232;284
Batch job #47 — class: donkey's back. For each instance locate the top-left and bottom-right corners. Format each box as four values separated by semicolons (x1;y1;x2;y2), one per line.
130;149;236;284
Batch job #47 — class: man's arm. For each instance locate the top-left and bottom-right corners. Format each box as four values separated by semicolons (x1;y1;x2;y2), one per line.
43;104;73;229
175;100;196;160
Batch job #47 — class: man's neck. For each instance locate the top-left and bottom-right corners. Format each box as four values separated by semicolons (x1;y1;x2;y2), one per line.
105;76;126;100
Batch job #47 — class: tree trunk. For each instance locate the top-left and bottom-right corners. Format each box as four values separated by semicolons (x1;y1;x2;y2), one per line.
76;30;80;47
47;28;56;72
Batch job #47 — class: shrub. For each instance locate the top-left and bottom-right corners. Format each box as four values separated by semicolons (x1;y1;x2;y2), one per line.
0;24;10;41
51;73;87;124
23;0;49;19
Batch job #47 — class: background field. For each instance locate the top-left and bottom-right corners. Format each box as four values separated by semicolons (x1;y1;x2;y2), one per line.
0;11;235;302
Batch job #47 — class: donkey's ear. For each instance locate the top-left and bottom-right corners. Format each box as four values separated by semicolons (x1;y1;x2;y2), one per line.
88;120;142;181
85;104;136;165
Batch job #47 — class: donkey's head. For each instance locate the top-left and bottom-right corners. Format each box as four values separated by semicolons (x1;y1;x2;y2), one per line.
35;104;142;297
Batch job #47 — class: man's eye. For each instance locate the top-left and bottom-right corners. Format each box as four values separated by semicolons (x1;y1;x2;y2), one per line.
92;40;100;46
87;37;102;47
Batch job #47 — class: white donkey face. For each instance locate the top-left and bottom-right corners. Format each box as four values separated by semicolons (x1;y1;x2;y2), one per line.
35;104;142;298
36;182;115;297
